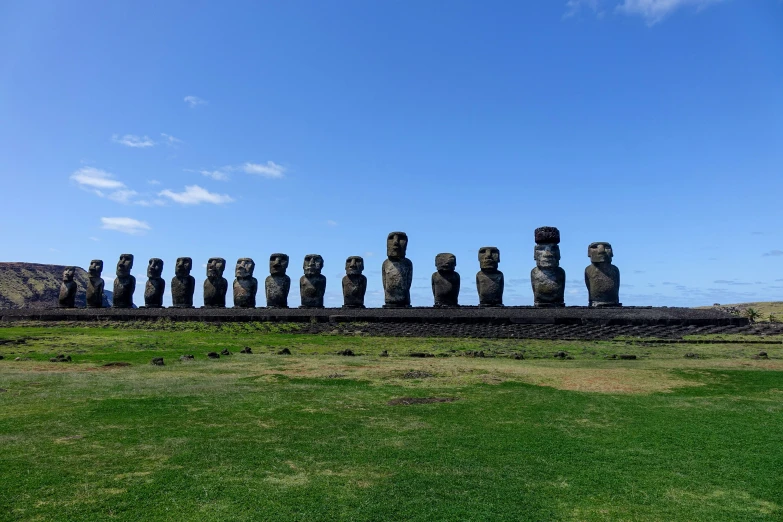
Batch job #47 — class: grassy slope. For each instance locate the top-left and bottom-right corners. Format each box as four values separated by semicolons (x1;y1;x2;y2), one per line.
0;325;782;521
696;302;783;322
0;262;112;309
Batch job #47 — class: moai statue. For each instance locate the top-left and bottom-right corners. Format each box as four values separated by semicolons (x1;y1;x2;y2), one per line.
531;227;566;307
300;254;326;308
342;256;367;309
265;253;291;308
382;231;413;308
171;257;195;308
113;254;136;308
432;253;460;307
476;246;503;307
86;259;105;308
58;266;78;308
143;258;165;308
585;242;621;307
233;258;258;308
203;257;228;308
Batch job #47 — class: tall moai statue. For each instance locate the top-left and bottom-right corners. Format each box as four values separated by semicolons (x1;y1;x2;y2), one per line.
233;258;258;308
203;257;228;308
300;254;326;308
432;253;460;307
266;253;291;308
382;231;413;308
171;257;195;308
584;242;621;307
113;254;136;308
476;246;503;307
531;227;566;307
143;258;165;308
58;266;78;308
342;256;367;309
86;259;105;308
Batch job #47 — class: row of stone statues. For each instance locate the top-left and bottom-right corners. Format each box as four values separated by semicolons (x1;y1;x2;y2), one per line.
58;227;620;309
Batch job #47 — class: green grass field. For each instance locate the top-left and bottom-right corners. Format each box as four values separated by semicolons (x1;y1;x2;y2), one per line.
1;323;782;521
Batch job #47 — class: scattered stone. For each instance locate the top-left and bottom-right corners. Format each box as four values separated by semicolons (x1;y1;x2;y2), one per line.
0;355;4;360
207;352;220;359
327;373;346;379
179;355;195;362
409;352;434;358
554;351;573;359
388;397;459;406
220;348;232;356
379;350;389;357
402;370;432;379
758;351;769;359
618;354;637;360
278;348;292;355
606;354;618;360
102;362;131;367
0;388;6;393
50;354;72;363
337;349;354;356
513;353;524;360
151;357;165;366
684;352;699;359
240;347;253;354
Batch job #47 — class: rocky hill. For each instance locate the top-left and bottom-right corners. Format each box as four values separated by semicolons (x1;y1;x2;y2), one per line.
0;262;112;309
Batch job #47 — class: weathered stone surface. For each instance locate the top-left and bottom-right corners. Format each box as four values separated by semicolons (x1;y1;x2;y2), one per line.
432;253;460;307
112;254;136;309
58;267;77;308
203;257;228;308
531;227;566;308
171;257;195;308
86;259;105;309
584;242;621;307
342;256;367;309
143;258;165;308
299;254;326;309
382;232;413;308
265;254;290;308
476;247;503;307
233;258;257;308
151;357;164;366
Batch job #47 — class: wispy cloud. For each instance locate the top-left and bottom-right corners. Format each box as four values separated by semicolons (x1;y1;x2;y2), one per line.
714;279;752;286
106;189;139;204
564;0;722;24
89;236;99;242
762;250;783;257
112;134;155;148
327;220;338;226
160;133;183;146
158;185;234;205
101;217;151;235
199;169;230;181
147;179;161;185
243;161;286;178
184;95;207;108
70;167;126;190
134;199;167;207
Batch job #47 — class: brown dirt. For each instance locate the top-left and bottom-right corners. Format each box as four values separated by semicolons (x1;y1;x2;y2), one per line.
387;397;459;405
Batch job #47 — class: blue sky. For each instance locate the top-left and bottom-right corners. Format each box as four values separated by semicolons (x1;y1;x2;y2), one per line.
1;0;781;307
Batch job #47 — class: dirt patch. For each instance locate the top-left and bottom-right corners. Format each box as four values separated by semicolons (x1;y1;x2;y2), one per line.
388;397;459;406
402;370;433;379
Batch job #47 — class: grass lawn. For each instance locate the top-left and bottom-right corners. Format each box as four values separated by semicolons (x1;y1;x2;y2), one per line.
1;323;782;521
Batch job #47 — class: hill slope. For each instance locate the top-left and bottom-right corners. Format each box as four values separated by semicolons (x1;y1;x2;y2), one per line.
0;262;112;309
697;302;783;322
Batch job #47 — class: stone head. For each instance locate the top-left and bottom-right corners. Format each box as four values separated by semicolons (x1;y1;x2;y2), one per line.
387;232;408;260
116;254;134;277
207;257;226;278
303;254;324;276
147;258;164;278
478;246;500;271
88;259;103;277
345;256;364;275
175;257;192;277
235;258;255;278
269;253;289;275
534;227;562;269
588;242;613;264
435;253;456;272
62;266;75;282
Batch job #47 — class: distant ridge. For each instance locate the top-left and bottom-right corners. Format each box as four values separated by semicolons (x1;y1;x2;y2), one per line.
0;262;113;309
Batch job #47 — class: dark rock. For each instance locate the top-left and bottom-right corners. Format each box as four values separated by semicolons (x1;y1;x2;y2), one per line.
387;397;459;406
300;254;326;308
0;355;4;360
0;388;6;392
203;257;228;308
758;351;769;358
585;242;621;307
513;353;524;360
179;354;195;361
102;362;131;367
58;267;78;308
531;227;565;308
112;254;136;309
171;257;195;308
337;349;354;356
265;254;290;308
240;346;253;354
382;232;413;308
402;370;432;379
151;357;165;366
207;352;220;359
554;351;570;359
143;258;165;308
220;348;231;356
342;256;367;308
86;259;105;308
432;253;460;307
685;352;699;358
379;350;389;357
409;352;434;358
618;354;637;360
477;247;503;307
327;373;346;378
50;354;71;363
278;348;292;355
233;258;258;308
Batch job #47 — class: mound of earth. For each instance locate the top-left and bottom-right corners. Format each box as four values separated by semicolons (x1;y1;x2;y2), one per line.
0;262;112;309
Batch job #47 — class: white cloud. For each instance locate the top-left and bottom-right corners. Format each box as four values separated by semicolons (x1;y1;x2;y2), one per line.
134;199;167;207
199;169;230;181
147;179;161;185
89;236;99;242
327;220;338;226
160;133;183;146
564;0;722;24
107;189;139;204
112;134;155;148
243;161;286;178
184;95;207;108
101;217;151;235
70;167;126;190
158;185;234;205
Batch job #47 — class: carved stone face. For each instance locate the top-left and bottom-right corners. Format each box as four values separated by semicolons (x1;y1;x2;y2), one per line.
534;244;561;269
89;259;103;277
62;266;75;282
269;254;289;275
303;254;324;276
207;257;226;278
345;256;364;275
175;257;192;277
588;242;613;264
478;247;500;270
387;232;408;259
235;258;255;278
116;254;134;277
435;253;456;272
147;258;164;278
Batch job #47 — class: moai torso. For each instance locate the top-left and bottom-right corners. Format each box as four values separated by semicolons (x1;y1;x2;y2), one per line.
584;242;621;307
531;267;566;307
383;258;413;307
233;258;258;308
86;260;105;308
113;254;135;308
144;278;165;308
171;276;195;308
58;267;77;308
266;275;290;308
477;246;503;307
204;257;228;308
342;275;367;308
300;254;326;308
432;253;460;307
